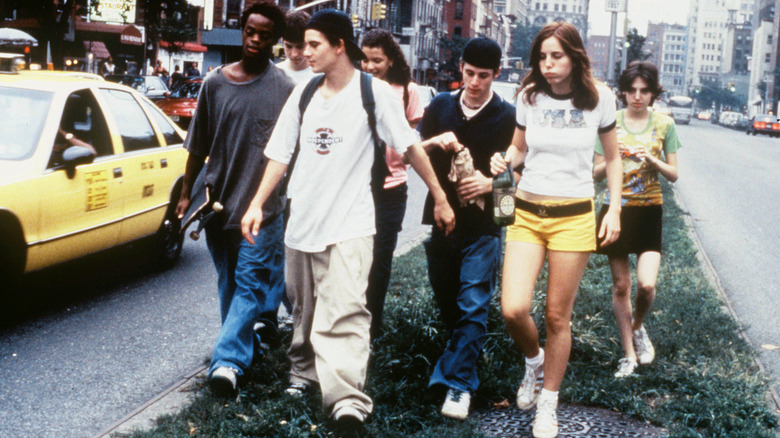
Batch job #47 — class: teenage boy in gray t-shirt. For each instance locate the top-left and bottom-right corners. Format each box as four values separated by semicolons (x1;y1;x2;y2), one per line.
175;1;295;399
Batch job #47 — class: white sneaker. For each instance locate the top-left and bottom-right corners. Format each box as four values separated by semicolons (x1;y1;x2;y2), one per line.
516;360;544;410
209;366;239;398
633;325;655;365
614;357;638;378
532;395;559;438
441;388;471;420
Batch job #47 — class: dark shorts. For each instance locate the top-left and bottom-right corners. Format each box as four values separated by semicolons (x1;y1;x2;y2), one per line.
596;204;662;256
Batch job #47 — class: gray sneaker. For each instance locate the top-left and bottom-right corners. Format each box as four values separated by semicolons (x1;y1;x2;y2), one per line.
516;359;544;410
633;325;655;365
614;357;638;378
441;388;471;420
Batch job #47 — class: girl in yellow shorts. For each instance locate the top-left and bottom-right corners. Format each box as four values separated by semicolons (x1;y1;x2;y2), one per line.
489;22;623;438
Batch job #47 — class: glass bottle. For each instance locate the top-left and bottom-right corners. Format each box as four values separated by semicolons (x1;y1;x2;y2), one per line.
493;152;516;226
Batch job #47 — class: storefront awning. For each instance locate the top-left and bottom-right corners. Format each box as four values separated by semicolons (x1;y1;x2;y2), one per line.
160;41;208;53
83;40;110;59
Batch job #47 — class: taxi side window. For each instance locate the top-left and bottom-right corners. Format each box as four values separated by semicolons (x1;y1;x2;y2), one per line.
140;99;184;146
49;90;112;168
99;89;162;152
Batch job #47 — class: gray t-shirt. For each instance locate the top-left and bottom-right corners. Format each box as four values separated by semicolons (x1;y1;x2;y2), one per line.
185;64;295;229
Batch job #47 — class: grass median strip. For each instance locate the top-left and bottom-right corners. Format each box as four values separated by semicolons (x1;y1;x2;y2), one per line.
127;182;778;437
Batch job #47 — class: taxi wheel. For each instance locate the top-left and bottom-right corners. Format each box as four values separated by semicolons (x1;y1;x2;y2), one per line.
156;208;183;270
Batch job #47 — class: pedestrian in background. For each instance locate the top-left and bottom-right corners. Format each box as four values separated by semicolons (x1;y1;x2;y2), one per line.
490;21;623;438
593;61;681;378
241;9;453;437
174;1;294;399
414;36;516;420
359;28;425;342
277;9;315;84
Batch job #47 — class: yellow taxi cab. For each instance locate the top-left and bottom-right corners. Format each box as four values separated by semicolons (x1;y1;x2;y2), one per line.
0;70;189;289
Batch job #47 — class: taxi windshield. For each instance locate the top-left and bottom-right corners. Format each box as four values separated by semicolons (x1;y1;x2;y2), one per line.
0;87;53;160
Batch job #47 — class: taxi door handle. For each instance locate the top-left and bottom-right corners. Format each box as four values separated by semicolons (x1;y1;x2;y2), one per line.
160;158;168;168
113;168;123;178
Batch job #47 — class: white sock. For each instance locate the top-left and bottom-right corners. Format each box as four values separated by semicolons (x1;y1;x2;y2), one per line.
539;388;558;402
525;347;545;368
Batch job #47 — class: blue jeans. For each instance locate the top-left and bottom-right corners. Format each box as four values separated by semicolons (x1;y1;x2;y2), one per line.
424;227;500;393
366;183;407;341
205;213;285;376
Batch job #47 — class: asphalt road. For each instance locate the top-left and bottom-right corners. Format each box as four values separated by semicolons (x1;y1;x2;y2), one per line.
674;120;780;400
0;239;220;438
0;174;434;438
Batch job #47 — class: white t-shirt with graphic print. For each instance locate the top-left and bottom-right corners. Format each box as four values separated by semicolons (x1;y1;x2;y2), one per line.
265;71;420;253
516;83;617;198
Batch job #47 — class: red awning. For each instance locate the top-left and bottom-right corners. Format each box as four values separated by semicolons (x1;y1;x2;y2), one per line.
159;41;207;53
83;40;110;59
75;21;129;34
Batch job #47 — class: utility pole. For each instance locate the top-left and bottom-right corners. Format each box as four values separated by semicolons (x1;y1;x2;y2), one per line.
605;0;627;85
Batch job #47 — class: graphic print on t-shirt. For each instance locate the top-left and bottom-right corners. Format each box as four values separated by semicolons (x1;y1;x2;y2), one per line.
533;108;587;129
307;127;343;155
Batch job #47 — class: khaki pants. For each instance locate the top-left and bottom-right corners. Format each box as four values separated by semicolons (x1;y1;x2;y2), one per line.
286;236;374;419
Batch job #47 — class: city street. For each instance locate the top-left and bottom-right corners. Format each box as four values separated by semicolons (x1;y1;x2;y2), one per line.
1;119;778;437
674;120;780;400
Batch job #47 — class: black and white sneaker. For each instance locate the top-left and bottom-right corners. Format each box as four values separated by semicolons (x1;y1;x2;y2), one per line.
209;366;239;399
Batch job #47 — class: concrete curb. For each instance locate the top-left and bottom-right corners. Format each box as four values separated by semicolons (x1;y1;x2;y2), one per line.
672;186;780;416
94;365;208;438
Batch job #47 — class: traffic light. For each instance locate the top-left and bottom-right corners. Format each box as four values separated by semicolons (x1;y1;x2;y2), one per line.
371;3;387;20
352;14;359;26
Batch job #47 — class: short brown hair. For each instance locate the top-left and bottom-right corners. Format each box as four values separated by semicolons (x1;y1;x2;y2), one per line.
284;10;310;43
618;61;664;105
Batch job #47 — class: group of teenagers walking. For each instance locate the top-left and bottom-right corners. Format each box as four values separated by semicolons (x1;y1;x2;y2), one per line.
173;2;682;437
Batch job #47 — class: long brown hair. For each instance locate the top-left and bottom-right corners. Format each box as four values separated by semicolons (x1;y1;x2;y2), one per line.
520;21;599;111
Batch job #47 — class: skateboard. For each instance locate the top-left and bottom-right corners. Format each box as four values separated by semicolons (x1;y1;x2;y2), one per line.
180;178;223;241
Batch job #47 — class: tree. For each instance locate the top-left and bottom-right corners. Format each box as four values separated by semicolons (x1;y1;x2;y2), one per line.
510;21;542;66
613;28;652;81
438;34;468;86
626;28;651;64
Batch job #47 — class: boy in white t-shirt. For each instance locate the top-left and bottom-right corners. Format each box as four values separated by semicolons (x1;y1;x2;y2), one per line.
276;9;315;84
241;9;454;437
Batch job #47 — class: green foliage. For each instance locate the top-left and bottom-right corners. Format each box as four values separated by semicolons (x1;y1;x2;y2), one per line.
129;181;778;437
696;81;746;111
438;34;469;83
510;22;542;66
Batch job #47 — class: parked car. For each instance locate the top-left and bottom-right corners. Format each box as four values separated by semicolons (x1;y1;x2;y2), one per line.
0;70;188;291
746;114;780;136
105;74;170;101
155;78;202;129
718;111;741;128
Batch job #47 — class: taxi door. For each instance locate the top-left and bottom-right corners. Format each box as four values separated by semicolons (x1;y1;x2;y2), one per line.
27;89;124;271
95;88;186;244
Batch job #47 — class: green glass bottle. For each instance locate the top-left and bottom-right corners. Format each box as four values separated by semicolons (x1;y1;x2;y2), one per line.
493;152;516;226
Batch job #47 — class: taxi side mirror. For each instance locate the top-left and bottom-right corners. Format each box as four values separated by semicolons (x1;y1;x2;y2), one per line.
62;146;96;179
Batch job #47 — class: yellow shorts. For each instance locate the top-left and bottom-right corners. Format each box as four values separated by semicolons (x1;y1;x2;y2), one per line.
505;198;596;252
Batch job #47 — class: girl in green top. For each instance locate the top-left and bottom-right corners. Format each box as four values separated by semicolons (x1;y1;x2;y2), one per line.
593;61;682;378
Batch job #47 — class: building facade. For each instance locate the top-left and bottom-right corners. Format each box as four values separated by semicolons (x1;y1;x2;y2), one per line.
525;0;589;39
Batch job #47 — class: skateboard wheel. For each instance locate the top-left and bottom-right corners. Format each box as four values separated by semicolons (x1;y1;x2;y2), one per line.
213;202;224;212
190;230;201;240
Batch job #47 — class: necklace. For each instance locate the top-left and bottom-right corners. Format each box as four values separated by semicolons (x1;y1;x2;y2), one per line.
462;98;485;110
